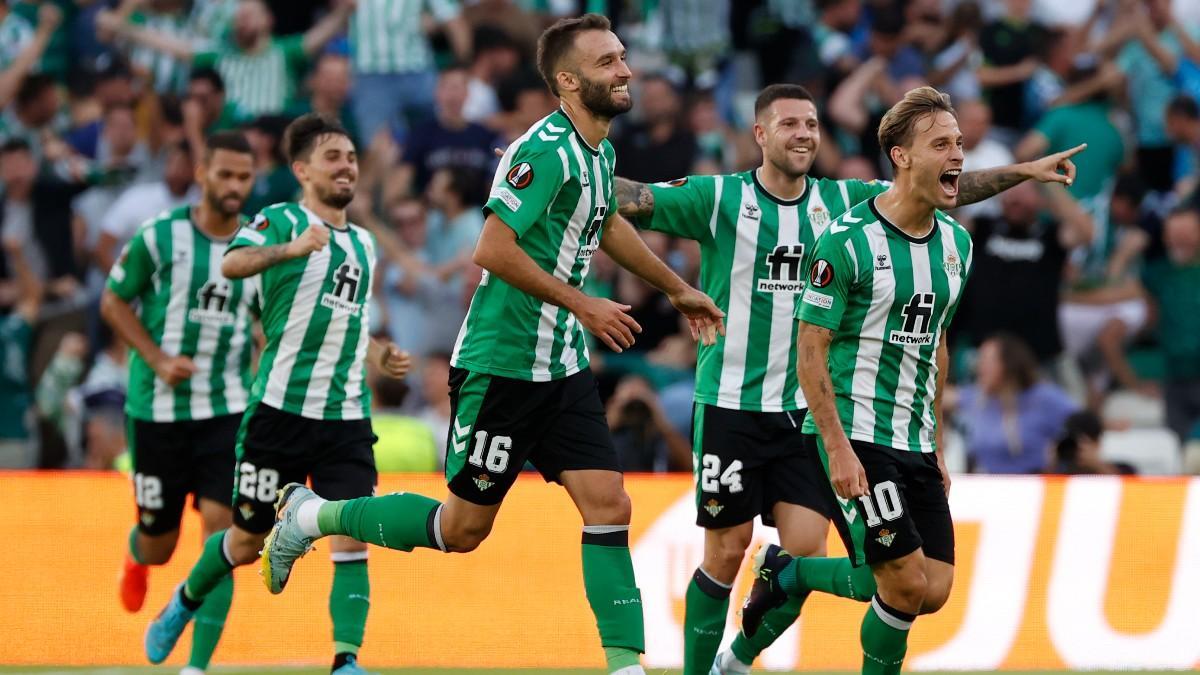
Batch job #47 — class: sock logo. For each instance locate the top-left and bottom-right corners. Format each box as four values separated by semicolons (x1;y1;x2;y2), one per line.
703;498;724;517
875;528;897;547
472;474;495;491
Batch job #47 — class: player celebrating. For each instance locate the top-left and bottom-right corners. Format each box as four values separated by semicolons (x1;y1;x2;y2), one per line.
143;114;411;675
103;132;256;675
615;84;1085;675
260;14;724;675
738;87;1070;674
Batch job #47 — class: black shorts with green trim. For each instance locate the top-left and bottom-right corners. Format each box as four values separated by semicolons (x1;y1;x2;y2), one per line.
232;402;378;534
128;414;240;536
445;366;620;506
807;433;954;567
692;404;833;529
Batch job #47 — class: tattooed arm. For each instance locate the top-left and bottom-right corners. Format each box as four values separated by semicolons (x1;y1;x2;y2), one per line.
222;225;329;279
614;176;655;218
955;143;1088;207
797;321;867;498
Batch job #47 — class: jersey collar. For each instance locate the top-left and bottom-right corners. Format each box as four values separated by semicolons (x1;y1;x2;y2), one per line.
556;107;601;156
752;169;810;206
869;197;938;244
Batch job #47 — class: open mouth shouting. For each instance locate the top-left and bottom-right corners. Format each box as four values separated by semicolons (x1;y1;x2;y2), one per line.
939;168;961;199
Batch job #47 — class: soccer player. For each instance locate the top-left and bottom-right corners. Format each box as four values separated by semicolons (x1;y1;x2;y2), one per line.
614;84;1085;675
103;131;256;675
259;14;724;675
738;86;1079;674
143;114;411;675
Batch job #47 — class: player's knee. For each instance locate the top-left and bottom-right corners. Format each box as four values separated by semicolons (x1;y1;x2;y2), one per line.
706;528;752;581
878;561;928;612
226;531;265;565
441;518;493;553
139;545;175;566
581;488;632;526
919;570;954;614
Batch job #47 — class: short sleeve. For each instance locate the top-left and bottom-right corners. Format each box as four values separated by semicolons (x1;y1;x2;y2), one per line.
276;35;308;69
227;211;290;253
192;49;220;70
795;229;857;330
485;145;566;238
643;175;717;242
841;178;890;207
106;229;156;301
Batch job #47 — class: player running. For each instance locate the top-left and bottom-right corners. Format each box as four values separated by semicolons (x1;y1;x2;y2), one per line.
143;114;411;675
103;132;256;675
614;84;1085;675
737;87;1076;674
260;14;724;675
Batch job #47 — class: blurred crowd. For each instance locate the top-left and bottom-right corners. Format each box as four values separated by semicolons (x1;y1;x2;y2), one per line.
1;0;1198;477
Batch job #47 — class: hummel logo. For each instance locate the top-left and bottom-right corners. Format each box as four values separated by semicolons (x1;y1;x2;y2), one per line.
836;495;858;523
829;223;849;234
451;417;471;455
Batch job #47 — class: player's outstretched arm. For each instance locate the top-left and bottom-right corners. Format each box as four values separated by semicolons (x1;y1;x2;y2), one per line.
599;214;725;345
614;176;655;218
222;224;329;279
796;321;866;499
474;213;642;353
955;143;1087;207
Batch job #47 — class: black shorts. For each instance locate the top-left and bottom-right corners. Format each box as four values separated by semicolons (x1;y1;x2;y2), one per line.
808;434;954;567
693;405;832;529
445;367;620;506
233;402;378;534
128;414;241;536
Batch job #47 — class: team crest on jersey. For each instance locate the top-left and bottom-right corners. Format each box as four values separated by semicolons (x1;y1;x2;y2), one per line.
703;499;724;517
189;279;237;326
943;253;961;278
506;162;534;189
473;474;495;491
320;261;364;315
809;259;834;288
809;206;829;229
876;529;897;547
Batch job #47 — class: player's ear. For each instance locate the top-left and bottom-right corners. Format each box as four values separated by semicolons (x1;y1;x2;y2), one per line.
556;69;577;94
890;145;909;170
291;159;307;185
193;159;207;185
752;122;767;148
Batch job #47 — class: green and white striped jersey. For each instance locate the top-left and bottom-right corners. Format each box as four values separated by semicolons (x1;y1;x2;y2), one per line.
0;11;34;72
229;202;377;420
643;171;889;412
796;197;973;454
351;0;460;74
107;206;259;422
193;36;308;116
452;109;616;381
129;10;193;94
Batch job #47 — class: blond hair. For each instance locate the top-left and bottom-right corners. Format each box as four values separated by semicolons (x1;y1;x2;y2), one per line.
877;87;957;168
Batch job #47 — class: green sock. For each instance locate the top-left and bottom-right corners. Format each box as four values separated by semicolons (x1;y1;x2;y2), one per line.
683;568;729;675
581;526;645;668
184;530;235;602
127;526;146;565
861;595;914;675
779;556;876;601
329;558;370;656
188;572;232;670
317;494;443;551
730;595;804;665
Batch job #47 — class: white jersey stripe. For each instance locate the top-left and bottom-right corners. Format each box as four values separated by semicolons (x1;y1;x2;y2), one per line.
341;226;375;420
302;229;355;417
222;272;251;415
263;236;330;409
716;182;760;407
890;241;931;451
848;224;893;443
188;240;224;420
762;204;799;409
152;220;193;422
707;176;724;240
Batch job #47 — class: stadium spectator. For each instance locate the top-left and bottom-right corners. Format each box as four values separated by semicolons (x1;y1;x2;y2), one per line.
349;0;471;148
956;334;1079;474
1165;95;1200;198
461;0;541;59
491;67;556;143
389;65;499;200
607;375;691;473
960;182;1093;364
0;236;41;468
288;52;360;149
424;166;484;284
34;331;87;467
462;26;522;125
186;67;243;134
94;140;198;272
927;1;984;106
1050;410;1136;474
124;0;195;94
97;0;354;116
1;73;65;159
1113;0;1200;192
611;75;698;183
1142;207;1200;441
809;0;863;94
978;0;1044;137
956;98;1015;223
0;2;60;113
240;115;299;217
